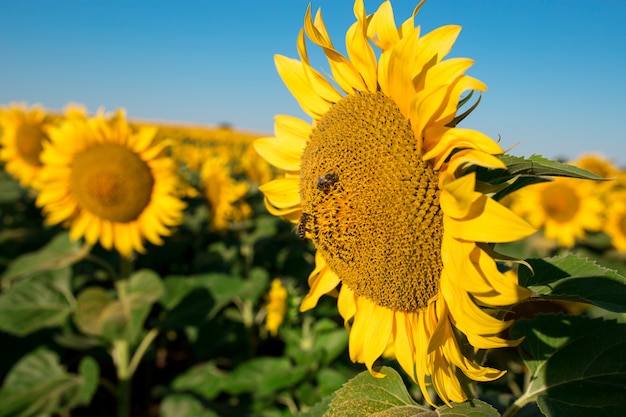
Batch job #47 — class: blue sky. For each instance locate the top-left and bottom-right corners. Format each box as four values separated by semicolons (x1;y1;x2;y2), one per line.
1;0;625;165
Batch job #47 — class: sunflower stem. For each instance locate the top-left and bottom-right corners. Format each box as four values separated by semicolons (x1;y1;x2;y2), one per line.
128;328;159;377
501;392;533;417
85;253;119;281
112;256;135;417
112;339;131;417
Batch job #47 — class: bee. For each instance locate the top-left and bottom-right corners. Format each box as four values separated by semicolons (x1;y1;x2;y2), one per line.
317;173;338;194
296;213;311;239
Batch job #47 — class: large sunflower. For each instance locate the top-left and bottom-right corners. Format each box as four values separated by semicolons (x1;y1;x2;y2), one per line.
36;111;187;258
0;103;51;190
254;0;536;405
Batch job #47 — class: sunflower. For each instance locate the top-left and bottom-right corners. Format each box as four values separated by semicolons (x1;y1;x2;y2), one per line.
571;153;618;182
509;175;604;248
36;111;187;258
0;103;51;189
200;155;251;231
603;190;626;251
254;0;535;405
265;278;288;337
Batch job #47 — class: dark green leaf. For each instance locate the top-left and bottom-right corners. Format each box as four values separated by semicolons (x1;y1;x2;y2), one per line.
313;321;349;366
475;154;607;201
1;232;90;285
0;171;23;203
299;395;334;417
436;401;501;416
171;361;226;400
225;357;308;397
519;254;626;312
512;315;626;417
160;273;247;322
0;348;96;416
0;267;74;336
316;368;349;397
76;356;100;405
498;154;607;180
237;267;270;302
159;393;218;417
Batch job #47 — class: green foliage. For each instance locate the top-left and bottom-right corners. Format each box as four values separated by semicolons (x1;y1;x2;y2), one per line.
1;152;625;417
313;367;499;417
1;231;90;286
475;154;606;201
0;348;99;417
512;315;626;417
519;254;626;312
0;267;74;336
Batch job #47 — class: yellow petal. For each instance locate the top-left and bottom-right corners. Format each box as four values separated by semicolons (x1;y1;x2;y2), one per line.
337;284;357;326
274;115;312;144
263;199;302;223
254;136;304;172
382;26;421;116
297;28;344;103
423;126;503;169
444;195;536;242
304;6;366;93
349;297;393;376
259;177;301;209
367;0;399;50
301;265;340;312
440;172;482;219
346;0;377;91
275;55;333;118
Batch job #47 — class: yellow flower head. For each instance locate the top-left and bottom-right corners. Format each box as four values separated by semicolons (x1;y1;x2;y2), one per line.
200;155;251;231
36;111;187;258
571;153;618;182
254;0;535;405
0;103;51;189
603;190;626;251
265;278;288;337
510;175;604;248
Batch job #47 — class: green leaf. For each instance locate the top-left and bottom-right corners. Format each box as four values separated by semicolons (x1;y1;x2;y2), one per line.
475;154;607;201
324;367;422;416
237;267;270;302
519;254;626;312
512;315;626;417
74;269;163;342
225;357;308;397
299;395;334;417
324;367;498;417
0;267;74;336
170;361;226;400
499;154;607;180
0;348;98;416
1;232;90;285
436;402;501;417
125;269;164;341
313;320;349;366
0;170;23;203
159;393;218;417
74;286;115;337
159;273;249;327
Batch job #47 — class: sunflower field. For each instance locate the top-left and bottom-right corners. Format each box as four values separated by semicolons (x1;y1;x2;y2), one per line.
2;2;626;417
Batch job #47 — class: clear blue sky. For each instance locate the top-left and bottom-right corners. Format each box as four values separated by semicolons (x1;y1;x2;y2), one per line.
1;1;625;165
